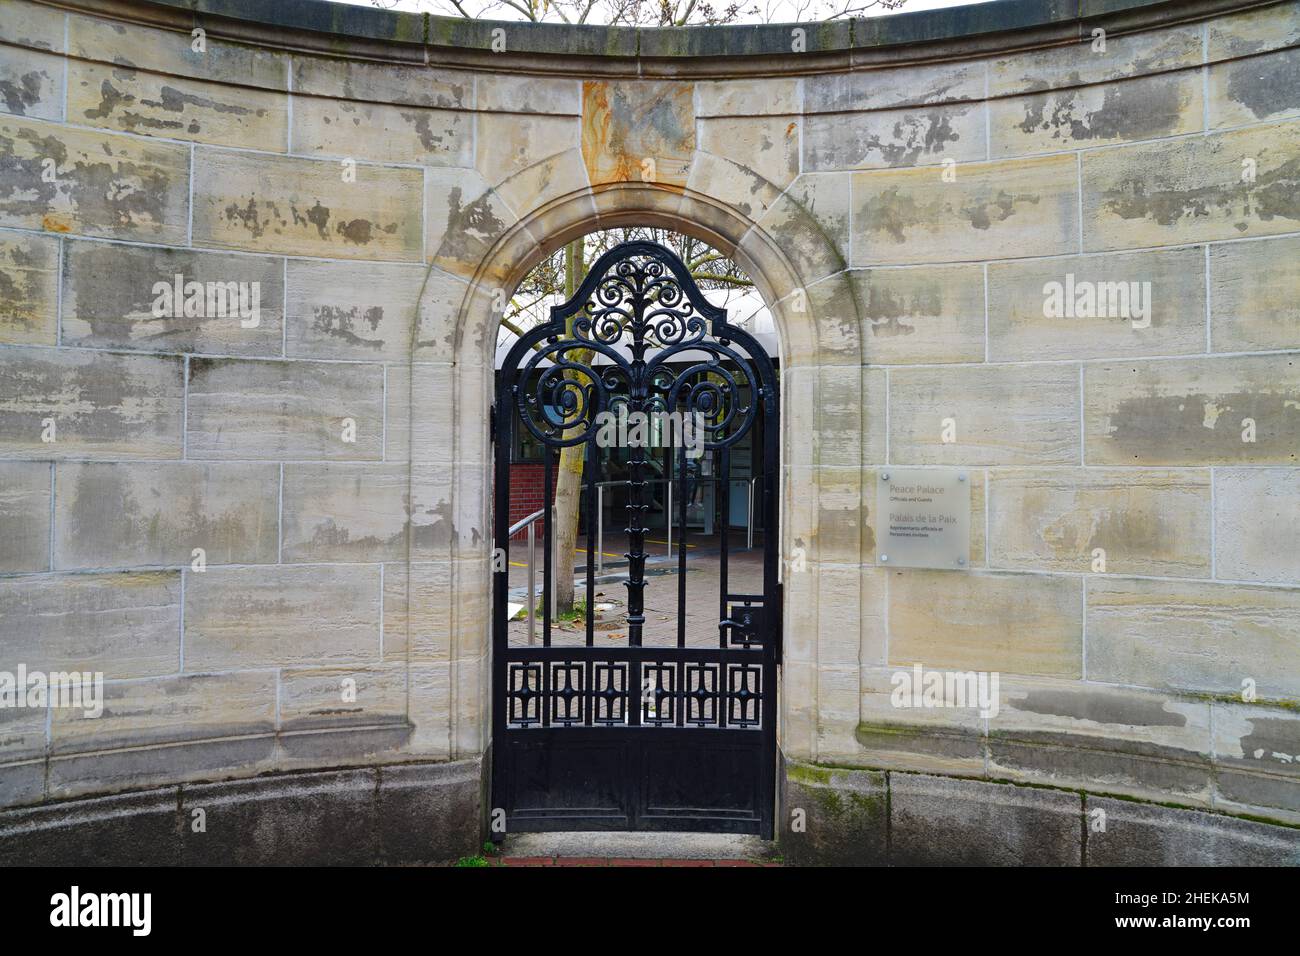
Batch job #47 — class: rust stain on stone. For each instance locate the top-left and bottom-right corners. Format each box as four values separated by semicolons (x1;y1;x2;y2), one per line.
581;80;694;187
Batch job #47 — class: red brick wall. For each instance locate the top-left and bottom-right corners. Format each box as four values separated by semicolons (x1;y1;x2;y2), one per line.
507;461;558;540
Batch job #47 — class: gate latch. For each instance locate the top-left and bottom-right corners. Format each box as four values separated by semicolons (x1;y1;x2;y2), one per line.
724;604;765;647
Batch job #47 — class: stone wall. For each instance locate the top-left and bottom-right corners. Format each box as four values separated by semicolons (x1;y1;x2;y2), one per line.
1;0;1298;863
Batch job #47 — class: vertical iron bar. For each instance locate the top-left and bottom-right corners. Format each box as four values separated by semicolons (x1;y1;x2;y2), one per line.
542;443;552;648
719;446;730;647
677;443;687;649
597;484;604;577
665;479;672;557
585;439;596;648
526;519;536;645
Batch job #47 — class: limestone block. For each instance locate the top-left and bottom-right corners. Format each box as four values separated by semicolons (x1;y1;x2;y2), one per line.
1209;46;1300;129
281;462;410;563
851;154;1079;266
0;45;62;121
990;69;1202;158
805;60;983;112
1214;467;1300;584
0;347;184;459
855;666;986;775
387;561;453;662
0;461;49;573
183;564;382;670
760;172;850;283
1081;121;1300;250
1211;701;1300;822
684;150;785;224
68;61;288;150
988;468;1211;576
186;357;384;460
1084;354;1300;465
54;461;280;570
191;148;423;260
805;102;985;172
889;363;1080;465
699;114;796;191
987;678;1214;804
696;77;799;117
1207;2;1300;59
61;239;285;355
285;258;425;361
0;228;57;344
987;247;1206;360
291;57;471;109
853;264;984;365
0;1;65;54
476;112;580;187
888;569;1083;678
1209;234;1300;352
1086;577;1300;699
424;166;517;281
278;664;406;731
476;73;580;115
291;97;471;167
0;116;189;243
0;570;181;678
990;23;1200;96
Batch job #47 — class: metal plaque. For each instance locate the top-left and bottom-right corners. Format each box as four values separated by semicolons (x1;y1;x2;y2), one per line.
876;468;972;570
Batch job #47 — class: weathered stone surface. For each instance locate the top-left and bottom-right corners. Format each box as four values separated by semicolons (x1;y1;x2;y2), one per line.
1084;354;1300;466
1209;45;1300;129
68;60;288;150
376;760;482;864
1210;234;1300;352
424;166;517;281
408;662;452;756
988;468;1211;576
805;60;983;112
890;772;1082;866
292;97;471;167
0;45;62;121
291;57;471;109
583;81;694;188
476;112;580;187
855;666;986;775
285;258;423;361
181;769;378;866
61;240;285;355
0;347;184;459
281;462;409;563
1086;577;1300;699
0;115;190;243
889;570;1083;678
0;460;49;573
1214;467;1300;585
54;461;280;570
186;357;384;460
988;679;1214;805
1081;122;1300;250
191;148;423;260
476;73;580;115
1086;796;1300;865
987;247;1207;360
851;154;1079;266
49;735;277;801
763;173;850;282
0;789;182;866
805;102;985;172
0;570;180;678
68;13;288;89
685;150;784;223
1212;701;1300;822
1207;2;1300;60
781;762;888;866
990;23;1201;96
699;114;797;192
0;1;64;54
50;671;276;754
278;665;406;731
0;691;46;764
183;564;381;670
696;77;799;117
990;69;1202;158
494;146;592;223
889;363;1080;465
852;264;984;364
389;561;452;661
0;229;56;345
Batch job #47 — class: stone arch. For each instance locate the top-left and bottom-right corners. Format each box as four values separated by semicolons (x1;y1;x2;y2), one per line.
409;172;869;764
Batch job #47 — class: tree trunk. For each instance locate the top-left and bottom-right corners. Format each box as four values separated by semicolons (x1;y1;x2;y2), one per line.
552;239;589;614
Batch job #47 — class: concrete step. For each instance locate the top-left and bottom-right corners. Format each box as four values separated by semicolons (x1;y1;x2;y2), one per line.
499;831;778;862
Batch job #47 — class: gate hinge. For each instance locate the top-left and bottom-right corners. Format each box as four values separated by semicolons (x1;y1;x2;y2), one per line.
489;406;497;445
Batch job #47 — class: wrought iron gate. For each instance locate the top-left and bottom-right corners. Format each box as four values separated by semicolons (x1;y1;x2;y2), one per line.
492;241;780;837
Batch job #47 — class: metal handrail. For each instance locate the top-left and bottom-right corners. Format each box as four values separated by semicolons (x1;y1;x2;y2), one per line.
506;474;763;645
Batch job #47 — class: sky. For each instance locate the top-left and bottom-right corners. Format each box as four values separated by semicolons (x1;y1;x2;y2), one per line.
334;0;994;24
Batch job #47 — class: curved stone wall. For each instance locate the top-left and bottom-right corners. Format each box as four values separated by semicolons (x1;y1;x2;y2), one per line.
0;0;1298;863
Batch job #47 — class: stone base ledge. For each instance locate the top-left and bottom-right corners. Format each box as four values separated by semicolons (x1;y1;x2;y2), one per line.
0;759;484;866
780;759;1300;866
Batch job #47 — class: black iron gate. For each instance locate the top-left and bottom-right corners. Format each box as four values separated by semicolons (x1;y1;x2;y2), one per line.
491;241;780;836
